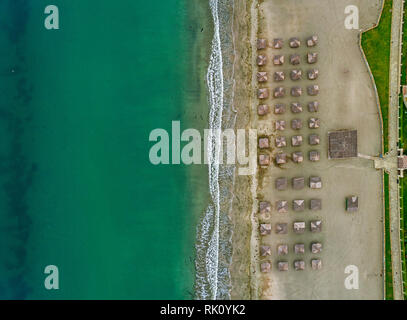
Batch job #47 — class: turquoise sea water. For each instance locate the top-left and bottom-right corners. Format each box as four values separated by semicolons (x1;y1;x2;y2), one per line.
0;0;210;299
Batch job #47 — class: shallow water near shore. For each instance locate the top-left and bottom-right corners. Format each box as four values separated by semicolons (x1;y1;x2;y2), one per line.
0;0;211;299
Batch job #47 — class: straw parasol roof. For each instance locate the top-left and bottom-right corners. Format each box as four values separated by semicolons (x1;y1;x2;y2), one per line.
294;244;305;254
310;220;322;233
275;136;287;148
292;177;305;190
311;242;322;254
308;101;319;112
290;54;301;65
274;71;285;82
307;52;318;64
310;199;322;211
260;223;272;236
274;87;286;98
273;55;284;65
307;84;320;96
309;117;320;129
294;260;305;271
311;259;322;270
307;68;319;80
257;38;268;50
260;245;272;256
257;71;268;82
257;104;270;116
309;150;320;161
293;222;306;234
272;38;284;49
277;244;288;255
291;102;302;113
309;176;322;189
259;201;271;214
258;88;269;99
258;137;270;149
289;37;301;48
291;135;303;147
275;177;288;191
293;199;305;212
275;152;287;164
260;261;271;273
259;154;270;166
276;200;288;213
257;54;267;66
290;69;302;81
278;261;289;271
292;151;304;163
275;223;288;234
291;86;302;97
309;134;320;145
307;35;318;47
274;103;286;114
291;119;302;130
275;120;286;131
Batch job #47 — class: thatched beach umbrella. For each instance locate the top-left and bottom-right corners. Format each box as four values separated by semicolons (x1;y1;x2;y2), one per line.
275;152;287;164
310;220;322;233
293;221;306;234
293;199;305;212
307;68;319;80
276;200;289;213
275;136;287;148
292;151;304;163
272;38;284;49
290;69;302;81
291;119;302;130
294;260;305;271
346;196;359;212
260;223;272;236
294;244;305;254
309;176;322;189
275;177;288;191
276;223;288;234
258;137;270;149
310;199;322;211
291;102;302;113
259;201;271;214
259;154;270;166
260;245;272;256
277;244;288;255
257;71;268;82
273;54;285;65
309;150;320;161
311;242;322;254
275;120;286;131
257;54;267;66
257;38;268;50
309;117;320;129
274;103;286;114
274;87;286;98
257;104;270;116
260;261;271;273
290;54;301;65
309;134;320;145
307;52;318;64
291;86;302;97
308;101;319;112
291;135;303;147
311;259;322;270
292;177;305;190
274;71;285;82
307;35;318;47
289;37;301;48
258;88;269;99
278;261;289;271
307;84;320;96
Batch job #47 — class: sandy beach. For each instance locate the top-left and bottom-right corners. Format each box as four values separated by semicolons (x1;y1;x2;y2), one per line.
229;0;385;299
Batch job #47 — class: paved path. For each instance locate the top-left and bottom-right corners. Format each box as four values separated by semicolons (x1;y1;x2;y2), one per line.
387;0;404;300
